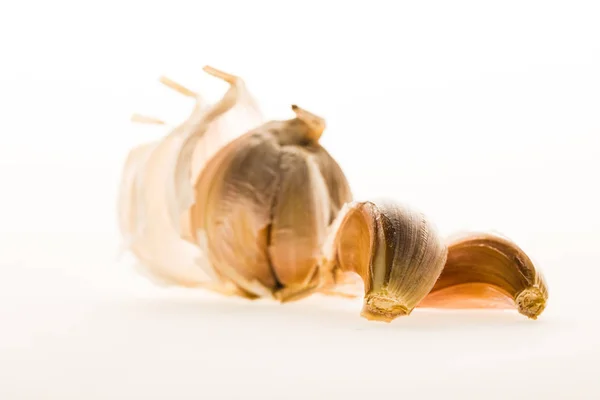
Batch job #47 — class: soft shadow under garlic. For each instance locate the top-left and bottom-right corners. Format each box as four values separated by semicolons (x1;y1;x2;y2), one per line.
417;232;549;319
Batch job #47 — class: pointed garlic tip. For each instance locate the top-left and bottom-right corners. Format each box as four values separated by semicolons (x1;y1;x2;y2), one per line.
418;232;548;319
324;201;448;322
291;104;326;141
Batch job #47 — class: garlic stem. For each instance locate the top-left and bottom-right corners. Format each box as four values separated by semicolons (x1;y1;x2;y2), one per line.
291;104;326;141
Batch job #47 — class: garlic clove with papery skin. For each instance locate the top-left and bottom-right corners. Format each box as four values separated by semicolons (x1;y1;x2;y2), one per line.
417;232;549;319
321;200;448;322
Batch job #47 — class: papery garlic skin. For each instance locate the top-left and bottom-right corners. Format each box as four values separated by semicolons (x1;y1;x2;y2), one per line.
322;200;448;322
118;142;157;247
418;232;549;319
185;106;352;300
118;67;263;288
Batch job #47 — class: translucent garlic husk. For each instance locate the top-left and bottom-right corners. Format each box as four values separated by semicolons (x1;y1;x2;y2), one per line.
117;67;264;289
417;232;549;319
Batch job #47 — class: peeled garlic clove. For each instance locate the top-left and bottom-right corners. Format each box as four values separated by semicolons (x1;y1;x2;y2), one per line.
322;201;448;322
186;105;352;299
418;232;548;319
118;68;263;288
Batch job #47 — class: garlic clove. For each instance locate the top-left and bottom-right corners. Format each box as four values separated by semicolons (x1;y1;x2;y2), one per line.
417;232;548;319
268;147;331;293
311;146;353;223
191;133;285;297
323;200;448;322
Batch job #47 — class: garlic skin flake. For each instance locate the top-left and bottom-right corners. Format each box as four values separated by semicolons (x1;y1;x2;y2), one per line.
418;232;549;319
118;67;263;288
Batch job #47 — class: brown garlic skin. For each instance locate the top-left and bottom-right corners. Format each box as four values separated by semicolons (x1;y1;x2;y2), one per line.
184;105;352;300
417;232;549;319
322;201;448;322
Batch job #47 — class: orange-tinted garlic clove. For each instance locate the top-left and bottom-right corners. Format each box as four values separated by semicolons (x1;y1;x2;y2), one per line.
418;232;548;319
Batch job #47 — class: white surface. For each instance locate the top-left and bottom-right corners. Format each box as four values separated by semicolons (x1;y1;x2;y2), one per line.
1;1;600;399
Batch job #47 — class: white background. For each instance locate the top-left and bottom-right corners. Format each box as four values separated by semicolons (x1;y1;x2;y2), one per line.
1;1;599;399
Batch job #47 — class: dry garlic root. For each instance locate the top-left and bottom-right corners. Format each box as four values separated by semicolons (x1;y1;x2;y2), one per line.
118;65;549;322
418;232;548;319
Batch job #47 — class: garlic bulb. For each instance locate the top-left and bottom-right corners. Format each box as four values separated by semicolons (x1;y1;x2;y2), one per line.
118;65;550;323
418;232;548;319
321;200;448;322
183;104;352;300
118;67;263;288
